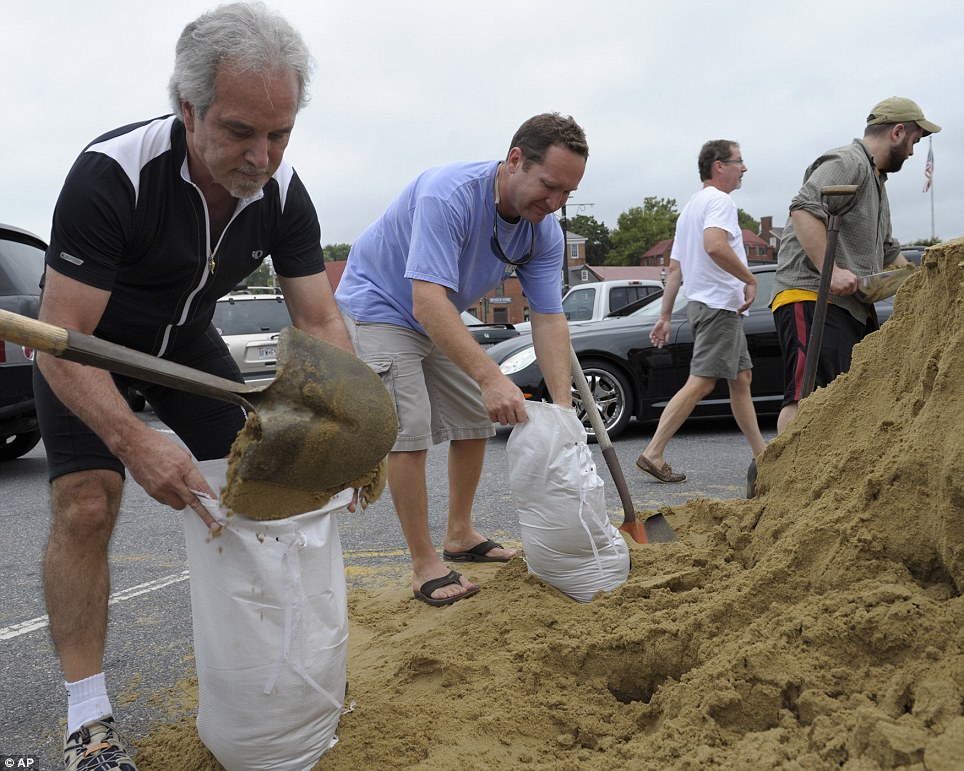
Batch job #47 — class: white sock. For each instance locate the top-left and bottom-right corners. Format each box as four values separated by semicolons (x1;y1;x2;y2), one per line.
65;673;113;736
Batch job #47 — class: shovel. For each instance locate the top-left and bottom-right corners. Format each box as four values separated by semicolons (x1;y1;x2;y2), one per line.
748;185;860;499
569;345;677;544
798;184;859;400
0;309;398;499
854;266;916;303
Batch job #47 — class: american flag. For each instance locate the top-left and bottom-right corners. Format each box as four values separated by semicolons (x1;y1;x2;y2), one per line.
922;143;934;193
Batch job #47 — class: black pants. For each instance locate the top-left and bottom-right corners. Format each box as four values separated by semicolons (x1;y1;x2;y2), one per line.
773;301;878;407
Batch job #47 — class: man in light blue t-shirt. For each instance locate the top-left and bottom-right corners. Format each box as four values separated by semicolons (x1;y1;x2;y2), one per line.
634;140;766;486
336;113;588;606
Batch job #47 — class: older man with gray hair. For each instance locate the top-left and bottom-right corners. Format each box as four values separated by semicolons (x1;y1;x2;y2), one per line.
34;4;349;768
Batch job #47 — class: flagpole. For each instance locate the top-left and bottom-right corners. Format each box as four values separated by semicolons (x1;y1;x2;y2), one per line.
923;136;935;240
929;138;935;241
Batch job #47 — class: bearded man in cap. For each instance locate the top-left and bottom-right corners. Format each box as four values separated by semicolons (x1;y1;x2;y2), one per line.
769;96;940;434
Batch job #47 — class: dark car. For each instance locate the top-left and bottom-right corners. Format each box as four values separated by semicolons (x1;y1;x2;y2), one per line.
486;264;894;439
461;311;520;348
0;224;46;460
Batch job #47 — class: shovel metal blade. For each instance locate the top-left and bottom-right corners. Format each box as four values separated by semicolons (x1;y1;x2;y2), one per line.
642;514;678;543
223;327;398;509
619;512;678;544
854;267;916;303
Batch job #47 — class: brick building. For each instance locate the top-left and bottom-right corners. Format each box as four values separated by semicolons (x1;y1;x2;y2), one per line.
640;228;776;266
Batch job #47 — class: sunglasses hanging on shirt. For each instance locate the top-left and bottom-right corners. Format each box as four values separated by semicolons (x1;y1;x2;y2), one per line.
491;162;536;267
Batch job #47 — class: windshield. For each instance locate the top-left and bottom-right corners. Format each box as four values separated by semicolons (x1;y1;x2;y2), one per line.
212;298;291;335
0;238;45;295
629;270;775;319
562;287;596;321
630;293;686;319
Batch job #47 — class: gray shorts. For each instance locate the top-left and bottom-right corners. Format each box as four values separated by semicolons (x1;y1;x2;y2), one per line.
343;315;494;451
687;301;752;381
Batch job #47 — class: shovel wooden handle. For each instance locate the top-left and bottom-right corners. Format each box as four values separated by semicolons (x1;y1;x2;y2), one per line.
0;308;70;356
800;184;861;398
569;345;637;525
568;345;678;544
0;307;256;409
821;184;859;197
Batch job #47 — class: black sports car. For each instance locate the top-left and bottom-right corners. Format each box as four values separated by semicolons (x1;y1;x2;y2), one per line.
486;264;894;439
461;311;520;348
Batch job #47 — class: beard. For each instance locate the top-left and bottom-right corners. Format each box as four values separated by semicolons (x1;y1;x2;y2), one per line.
880;137;914;174
225;165;271;198
881;148;907;174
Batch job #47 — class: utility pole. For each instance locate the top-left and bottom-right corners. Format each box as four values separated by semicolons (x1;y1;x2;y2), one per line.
560;203;570;295
559;201;595;295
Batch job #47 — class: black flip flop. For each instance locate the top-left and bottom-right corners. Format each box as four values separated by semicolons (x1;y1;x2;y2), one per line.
442;539;512;563
413;570;480;606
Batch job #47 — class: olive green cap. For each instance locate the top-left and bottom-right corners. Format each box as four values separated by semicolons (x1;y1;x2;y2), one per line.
867;97;941;136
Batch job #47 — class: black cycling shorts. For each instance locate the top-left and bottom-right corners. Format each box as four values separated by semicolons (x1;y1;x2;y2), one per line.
773;300;878;407
34;324;247;482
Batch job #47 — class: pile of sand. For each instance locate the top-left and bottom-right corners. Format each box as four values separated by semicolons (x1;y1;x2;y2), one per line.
135;240;963;770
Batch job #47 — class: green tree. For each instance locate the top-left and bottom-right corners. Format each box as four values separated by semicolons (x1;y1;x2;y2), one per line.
566;214;612;265
607;197;678;265
324;242;352;261
737;209;759;233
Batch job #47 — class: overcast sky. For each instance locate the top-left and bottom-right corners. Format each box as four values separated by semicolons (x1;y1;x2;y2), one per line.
5;1;961;249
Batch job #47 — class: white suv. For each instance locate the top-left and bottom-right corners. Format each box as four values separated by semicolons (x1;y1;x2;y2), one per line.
212;292;291;384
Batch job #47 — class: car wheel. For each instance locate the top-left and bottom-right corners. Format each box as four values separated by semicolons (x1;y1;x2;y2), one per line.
0;429;42;462
571;358;633;441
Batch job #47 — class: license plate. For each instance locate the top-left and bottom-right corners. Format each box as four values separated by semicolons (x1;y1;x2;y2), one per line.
257;345;277;361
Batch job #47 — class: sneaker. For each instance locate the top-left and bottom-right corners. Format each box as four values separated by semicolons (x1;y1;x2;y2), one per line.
64;716;137;771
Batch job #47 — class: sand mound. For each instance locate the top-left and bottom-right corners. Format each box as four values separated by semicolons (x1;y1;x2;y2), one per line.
135;240;964;770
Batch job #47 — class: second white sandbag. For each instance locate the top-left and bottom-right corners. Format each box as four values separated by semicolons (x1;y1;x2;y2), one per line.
507;401;629;602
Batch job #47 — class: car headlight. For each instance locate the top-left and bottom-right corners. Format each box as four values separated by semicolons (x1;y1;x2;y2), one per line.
499;345;537;375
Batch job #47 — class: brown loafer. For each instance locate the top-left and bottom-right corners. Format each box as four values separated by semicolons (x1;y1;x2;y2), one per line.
635;454;686;483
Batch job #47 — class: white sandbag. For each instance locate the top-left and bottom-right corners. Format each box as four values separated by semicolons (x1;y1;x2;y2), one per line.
182;459;352;771
507;401;629;603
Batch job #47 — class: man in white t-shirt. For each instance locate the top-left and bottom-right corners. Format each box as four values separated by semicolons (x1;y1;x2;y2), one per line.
635;140;766;484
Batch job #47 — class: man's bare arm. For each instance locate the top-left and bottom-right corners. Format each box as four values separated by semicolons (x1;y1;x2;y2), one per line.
278;272;353;353
789;209;858;295
530;311;572;408
704;228;757;312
